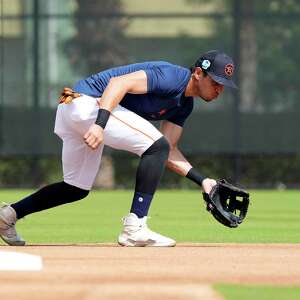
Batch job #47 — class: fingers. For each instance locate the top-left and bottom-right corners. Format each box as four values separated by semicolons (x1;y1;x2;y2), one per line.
85;137;101;149
84;134;95;145
83;131;90;140
202;178;217;194
84;124;104;149
84;132;103;149
210;179;217;186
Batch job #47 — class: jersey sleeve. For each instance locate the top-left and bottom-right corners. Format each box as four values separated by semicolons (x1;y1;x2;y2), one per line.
167;98;194;127
145;65;189;96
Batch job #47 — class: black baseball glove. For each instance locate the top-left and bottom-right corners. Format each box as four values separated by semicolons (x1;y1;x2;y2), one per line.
202;179;250;228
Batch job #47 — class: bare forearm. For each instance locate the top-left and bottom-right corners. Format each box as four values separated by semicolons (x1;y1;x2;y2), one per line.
99;78;127;112
99;71;147;112
167;148;216;193
166;147;192;176
161;120;216;193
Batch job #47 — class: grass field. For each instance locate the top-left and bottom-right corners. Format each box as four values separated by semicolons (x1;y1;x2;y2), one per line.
215;285;300;300
1;188;300;300
2;189;299;244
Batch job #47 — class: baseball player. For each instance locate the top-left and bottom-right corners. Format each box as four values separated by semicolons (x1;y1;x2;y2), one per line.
0;50;236;247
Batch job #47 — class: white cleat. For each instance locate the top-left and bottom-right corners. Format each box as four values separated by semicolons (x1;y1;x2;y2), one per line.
0;204;25;246
118;213;176;247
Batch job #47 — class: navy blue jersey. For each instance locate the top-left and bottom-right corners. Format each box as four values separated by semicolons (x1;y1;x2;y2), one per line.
73;61;194;127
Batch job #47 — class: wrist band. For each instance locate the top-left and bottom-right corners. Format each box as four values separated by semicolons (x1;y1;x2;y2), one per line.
186;167;206;186
95;108;111;129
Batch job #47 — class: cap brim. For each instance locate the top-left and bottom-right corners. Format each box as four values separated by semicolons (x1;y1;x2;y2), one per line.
208;72;238;89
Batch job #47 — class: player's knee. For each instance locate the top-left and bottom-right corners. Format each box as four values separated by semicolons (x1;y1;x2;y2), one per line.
63;182;89;201
143;136;170;160
157;137;170;159
76;188;89;200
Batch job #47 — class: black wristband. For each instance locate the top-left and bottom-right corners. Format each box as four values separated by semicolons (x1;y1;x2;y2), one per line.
95;108;111;129
186;167;206;186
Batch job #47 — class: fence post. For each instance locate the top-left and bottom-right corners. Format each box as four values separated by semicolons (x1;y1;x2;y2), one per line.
232;0;242;182
0;0;3;156
32;0;41;185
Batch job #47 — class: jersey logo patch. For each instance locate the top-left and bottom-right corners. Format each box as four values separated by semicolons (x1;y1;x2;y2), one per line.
158;109;167;116
150;109;168;119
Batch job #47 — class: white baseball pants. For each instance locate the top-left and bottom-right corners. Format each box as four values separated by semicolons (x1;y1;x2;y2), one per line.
54;95;163;190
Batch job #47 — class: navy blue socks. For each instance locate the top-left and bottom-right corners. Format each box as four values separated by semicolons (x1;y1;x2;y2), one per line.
130;192;153;218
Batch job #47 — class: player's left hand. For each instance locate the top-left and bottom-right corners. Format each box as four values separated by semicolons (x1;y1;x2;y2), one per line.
84;124;104;149
202;178;217;194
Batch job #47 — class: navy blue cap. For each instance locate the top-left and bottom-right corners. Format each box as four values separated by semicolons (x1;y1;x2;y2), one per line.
195;50;237;89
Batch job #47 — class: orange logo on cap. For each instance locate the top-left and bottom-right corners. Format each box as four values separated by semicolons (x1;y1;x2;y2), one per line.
225;64;234;76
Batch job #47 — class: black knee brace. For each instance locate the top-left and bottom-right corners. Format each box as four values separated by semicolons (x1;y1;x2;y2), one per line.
143;136;170;158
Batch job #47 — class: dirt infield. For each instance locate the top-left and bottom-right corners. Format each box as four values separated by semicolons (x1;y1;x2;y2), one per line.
1;243;300;300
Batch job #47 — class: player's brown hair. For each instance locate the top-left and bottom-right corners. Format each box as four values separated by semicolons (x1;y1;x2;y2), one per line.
189;66;208;76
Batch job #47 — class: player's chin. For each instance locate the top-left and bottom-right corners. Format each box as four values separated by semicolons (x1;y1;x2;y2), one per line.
202;95;217;102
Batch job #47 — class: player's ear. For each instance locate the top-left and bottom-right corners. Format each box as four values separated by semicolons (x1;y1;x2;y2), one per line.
193;67;203;80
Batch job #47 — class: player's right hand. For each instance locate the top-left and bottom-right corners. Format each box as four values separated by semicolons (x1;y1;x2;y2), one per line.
84;124;104;149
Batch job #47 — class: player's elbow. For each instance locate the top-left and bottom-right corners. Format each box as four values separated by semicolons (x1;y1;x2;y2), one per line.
167;140;178;152
107;77;120;88
107;76;131;94
108;76;118;84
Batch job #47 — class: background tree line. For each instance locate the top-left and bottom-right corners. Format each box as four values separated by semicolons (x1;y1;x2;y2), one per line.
0;0;299;188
